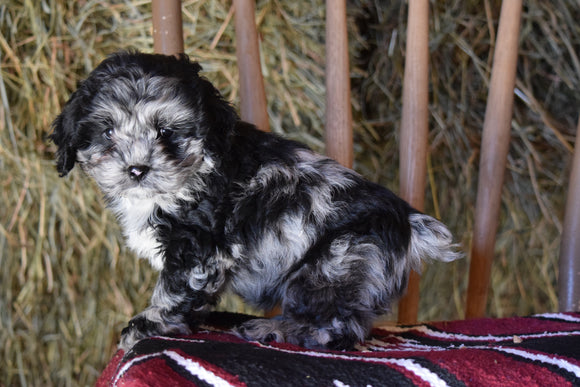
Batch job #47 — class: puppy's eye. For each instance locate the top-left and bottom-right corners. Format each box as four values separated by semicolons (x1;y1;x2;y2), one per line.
103;128;114;140
158;128;174;139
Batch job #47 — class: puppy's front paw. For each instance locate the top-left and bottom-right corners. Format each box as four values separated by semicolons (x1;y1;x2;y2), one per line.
120;315;156;351
119;309;192;351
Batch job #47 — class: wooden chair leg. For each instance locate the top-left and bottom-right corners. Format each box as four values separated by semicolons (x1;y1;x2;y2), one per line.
232;0;273;316
465;0;523;319
397;0;430;325
324;0;353;168
559;117;580;312
233;0;269;132
152;0;184;55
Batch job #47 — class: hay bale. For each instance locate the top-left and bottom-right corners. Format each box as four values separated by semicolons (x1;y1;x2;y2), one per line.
1;0;578;384
350;0;578;321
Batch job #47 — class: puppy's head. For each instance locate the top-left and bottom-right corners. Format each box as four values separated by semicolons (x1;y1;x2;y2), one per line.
50;50;237;199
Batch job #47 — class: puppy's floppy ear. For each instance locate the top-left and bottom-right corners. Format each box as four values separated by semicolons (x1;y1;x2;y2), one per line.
170;54;238;154
50;87;89;177
186;58;238;137
50;51;120;176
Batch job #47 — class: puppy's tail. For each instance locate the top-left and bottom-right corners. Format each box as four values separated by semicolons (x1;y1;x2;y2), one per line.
407;213;462;272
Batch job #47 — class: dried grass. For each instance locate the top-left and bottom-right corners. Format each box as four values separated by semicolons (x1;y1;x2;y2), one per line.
1;0;578;385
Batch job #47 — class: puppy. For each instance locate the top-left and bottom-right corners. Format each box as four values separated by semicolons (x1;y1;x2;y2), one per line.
51;51;460;351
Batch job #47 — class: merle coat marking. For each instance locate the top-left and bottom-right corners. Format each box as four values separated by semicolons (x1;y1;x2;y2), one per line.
51;51;460;351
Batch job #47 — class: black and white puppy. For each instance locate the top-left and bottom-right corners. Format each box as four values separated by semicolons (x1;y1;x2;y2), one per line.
51;51;460;351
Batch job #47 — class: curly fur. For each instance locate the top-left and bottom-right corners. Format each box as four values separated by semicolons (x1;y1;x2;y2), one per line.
51;51;461;351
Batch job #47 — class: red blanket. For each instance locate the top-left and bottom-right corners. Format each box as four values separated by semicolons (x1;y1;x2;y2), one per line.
97;312;580;386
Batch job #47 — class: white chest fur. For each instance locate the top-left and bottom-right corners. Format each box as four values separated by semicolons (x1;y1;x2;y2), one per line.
113;196;165;271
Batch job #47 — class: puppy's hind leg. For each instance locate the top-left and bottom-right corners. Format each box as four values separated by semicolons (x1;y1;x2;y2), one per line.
235;317;353;349
236;235;393;350
235;280;374;350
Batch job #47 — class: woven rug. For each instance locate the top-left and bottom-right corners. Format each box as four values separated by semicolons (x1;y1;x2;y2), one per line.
97;312;580;386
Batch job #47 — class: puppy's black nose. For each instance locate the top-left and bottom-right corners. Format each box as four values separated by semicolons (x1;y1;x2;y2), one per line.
128;165;150;181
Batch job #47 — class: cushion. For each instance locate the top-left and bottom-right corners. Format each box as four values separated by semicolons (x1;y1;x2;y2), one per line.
97;312;580;386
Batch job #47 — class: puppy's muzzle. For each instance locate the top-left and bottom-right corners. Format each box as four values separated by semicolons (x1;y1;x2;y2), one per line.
128;165;150;181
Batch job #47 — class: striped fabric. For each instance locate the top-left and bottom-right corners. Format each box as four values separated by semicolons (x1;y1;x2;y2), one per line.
97;312;580;386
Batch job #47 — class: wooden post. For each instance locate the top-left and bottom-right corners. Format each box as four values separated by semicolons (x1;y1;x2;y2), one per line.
465;0;522;319
233;0;270;132
397;0;430;325
559;117;580;312
325;0;353;168
152;0;184;55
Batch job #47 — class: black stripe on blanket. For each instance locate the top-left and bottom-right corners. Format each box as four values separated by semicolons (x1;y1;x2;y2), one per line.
126;339;418;386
